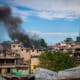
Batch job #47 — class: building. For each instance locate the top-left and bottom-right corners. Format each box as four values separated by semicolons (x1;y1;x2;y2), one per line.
30;49;41;73
0;42;42;74
11;43;41;73
11;43;31;65
0;47;29;74
48;33;80;64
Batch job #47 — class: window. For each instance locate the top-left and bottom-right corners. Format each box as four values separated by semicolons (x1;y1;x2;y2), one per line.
21;49;23;51
13;45;15;48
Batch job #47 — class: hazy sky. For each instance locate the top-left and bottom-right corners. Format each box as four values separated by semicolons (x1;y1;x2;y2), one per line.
0;0;80;44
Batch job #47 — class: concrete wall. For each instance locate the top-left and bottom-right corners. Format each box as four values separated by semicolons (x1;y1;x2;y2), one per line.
11;43;41;65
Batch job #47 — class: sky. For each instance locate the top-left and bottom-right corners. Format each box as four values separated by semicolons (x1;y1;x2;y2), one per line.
0;0;80;44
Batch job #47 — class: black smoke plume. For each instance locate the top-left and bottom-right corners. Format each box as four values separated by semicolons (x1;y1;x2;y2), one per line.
0;6;11;21
0;6;40;48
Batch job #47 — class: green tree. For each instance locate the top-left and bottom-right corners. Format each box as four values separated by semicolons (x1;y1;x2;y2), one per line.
39;51;76;71
38;39;47;49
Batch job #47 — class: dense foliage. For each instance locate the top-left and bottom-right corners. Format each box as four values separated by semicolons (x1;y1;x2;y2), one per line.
38;39;47;49
39;51;76;71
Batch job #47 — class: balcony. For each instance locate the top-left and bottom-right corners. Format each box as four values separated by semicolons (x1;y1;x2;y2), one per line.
0;63;15;68
0;53;21;59
0;63;28;68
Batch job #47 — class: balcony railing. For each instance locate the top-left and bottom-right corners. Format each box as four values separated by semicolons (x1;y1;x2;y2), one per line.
0;63;28;68
0;55;21;59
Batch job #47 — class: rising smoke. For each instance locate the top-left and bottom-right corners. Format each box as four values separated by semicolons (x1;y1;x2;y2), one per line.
0;5;40;49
